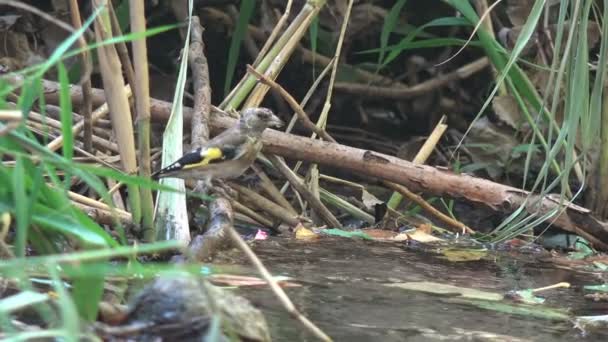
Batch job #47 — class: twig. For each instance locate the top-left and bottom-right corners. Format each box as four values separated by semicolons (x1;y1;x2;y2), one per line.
387;116;448;209
188;16;211;146
28;123;119;153
267;155;341;228
0;0;75;33
46;85;132;152
240;1;323;109
0;122;20;137
227;210;332;342
304;0;354;225
246;65;336;143
252;0;293;67
381;116;473;233
334;58;490;99
67;0;94;152
384;182;474;234
220;0;294;108
231;183;302;227
72;202;132;226
232;200;274;227
323;0;353;105
251;164;298;215
0;110;21;121
279;59;334;195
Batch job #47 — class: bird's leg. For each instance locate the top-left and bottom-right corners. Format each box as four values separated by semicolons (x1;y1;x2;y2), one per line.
193;177;213;196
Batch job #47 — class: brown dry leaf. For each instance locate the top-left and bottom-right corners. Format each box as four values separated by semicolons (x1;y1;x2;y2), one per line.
361;189;383;211
466;117;518;179
364;229;399;240
402;229;444;243
417;223;433;234
492;95;522;130
366;226;444;243
439;248;488;262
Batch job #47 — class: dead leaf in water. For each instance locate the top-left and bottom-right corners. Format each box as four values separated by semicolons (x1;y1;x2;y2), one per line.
492;95;523;130
210;274;301;288
385;281;503;301
363;229;398;240
404;230;443;243
439;248;487;262
295;224;319;240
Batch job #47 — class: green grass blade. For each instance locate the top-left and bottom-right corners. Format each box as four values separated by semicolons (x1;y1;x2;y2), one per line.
57;62;73;162
16;76;42;120
0;240;183;270
71;270;104;321
309;15;319;76
587;1;608;150
224;0;255;96
12;156;28;257
49;265;79;342
379;0;408;66
382;16;471;66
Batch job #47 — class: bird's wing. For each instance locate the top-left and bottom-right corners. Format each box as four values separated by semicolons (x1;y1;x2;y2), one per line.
152;147;220;178
153;128;250;177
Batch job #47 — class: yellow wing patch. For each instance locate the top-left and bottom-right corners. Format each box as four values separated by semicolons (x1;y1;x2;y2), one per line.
182;147;224;170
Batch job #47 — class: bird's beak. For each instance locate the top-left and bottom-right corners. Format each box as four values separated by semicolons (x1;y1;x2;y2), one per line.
269;114;284;128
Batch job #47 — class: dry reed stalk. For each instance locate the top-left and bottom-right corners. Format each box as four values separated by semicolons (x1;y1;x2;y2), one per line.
67;0;94;152
92;0;142;225
130;0;155;240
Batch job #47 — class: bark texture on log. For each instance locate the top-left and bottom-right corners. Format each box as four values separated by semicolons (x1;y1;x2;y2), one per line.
259;130;608;250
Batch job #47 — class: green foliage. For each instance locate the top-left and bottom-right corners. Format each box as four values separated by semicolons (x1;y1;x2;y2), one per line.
376;16;472;67
57;63;74;163
224;0;256;96
378;0;408;67
309;16;319;76
0;3;192;337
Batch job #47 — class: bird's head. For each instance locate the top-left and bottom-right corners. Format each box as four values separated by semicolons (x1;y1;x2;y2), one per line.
239;107;283;133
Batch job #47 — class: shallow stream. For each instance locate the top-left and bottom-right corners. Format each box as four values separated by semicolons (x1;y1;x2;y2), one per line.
229;237;608;341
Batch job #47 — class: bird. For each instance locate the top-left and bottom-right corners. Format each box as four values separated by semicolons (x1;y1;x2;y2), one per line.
153;107;283;189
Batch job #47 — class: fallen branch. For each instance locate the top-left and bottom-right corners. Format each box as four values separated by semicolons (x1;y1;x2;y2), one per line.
40;80;608;250
184;199;233;262
384;182;473;234
258;129;608;250
333;57;489;99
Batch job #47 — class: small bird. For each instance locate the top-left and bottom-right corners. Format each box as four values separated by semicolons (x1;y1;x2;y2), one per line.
153;107;283;187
